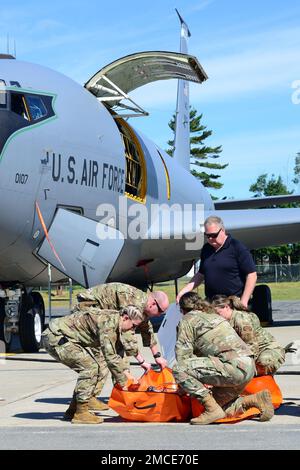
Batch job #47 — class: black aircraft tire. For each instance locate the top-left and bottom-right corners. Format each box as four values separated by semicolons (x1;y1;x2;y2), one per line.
30;292;46;331
0;301;12;353
251;284;273;324
19;293;45;353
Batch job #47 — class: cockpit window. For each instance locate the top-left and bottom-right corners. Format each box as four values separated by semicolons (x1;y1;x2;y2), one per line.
26;95;47;120
11;92;30;120
0;89;56;159
9;91;52;122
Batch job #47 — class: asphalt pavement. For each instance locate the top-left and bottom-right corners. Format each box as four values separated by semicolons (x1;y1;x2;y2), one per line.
0;301;300;451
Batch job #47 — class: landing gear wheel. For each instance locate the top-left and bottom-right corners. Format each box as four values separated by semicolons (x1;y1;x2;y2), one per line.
19;293;45;352
251;284;273;324
0;303;12;352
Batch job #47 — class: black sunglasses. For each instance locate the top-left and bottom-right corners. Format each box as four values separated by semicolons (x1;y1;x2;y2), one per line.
154;299;164;314
204;228;222;239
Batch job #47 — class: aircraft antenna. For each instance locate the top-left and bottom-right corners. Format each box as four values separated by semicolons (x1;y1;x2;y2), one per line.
14;39;16;58
6;33;9;54
172;9;191;171
175;8;191;37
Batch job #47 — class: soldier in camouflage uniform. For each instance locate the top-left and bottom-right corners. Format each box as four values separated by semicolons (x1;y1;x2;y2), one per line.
212;295;285;376
75;282;169;369
173;293;274;425
62;282;168;420
42;305;145;424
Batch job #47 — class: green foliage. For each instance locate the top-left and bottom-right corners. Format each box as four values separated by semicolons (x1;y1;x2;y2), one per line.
167;107;227;190
292;152;300;186
249;169;300;263
249;173;292;197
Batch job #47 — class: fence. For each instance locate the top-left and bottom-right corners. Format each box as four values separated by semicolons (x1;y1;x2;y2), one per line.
256;264;300;283
191;261;300;283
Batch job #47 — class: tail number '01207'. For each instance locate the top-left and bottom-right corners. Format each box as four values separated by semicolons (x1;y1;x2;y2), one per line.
15;173;29;184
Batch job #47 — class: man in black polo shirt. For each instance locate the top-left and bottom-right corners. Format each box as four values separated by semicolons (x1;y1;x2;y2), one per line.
177;216;257;308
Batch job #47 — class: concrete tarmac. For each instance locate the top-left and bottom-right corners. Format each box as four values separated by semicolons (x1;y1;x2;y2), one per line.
0;302;300;450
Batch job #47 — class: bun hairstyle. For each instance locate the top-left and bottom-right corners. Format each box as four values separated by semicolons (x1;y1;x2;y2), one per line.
211;295;249;312
120;305;146;322
179;292;215;314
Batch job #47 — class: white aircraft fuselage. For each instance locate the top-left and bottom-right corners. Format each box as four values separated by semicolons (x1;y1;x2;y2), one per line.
1;22;299;353
0;57;213;288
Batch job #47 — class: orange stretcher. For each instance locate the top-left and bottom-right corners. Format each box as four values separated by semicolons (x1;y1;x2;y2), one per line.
109;369;282;423
109;367;191;422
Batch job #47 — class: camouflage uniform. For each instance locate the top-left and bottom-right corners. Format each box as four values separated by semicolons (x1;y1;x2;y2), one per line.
230;309;285;375
73;282;156;396
173;310;256;417
74;282;156;349
42;309;130;403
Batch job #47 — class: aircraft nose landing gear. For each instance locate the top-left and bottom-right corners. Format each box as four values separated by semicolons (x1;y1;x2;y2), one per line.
0;302;13;352
0;287;45;353
19;291;45;352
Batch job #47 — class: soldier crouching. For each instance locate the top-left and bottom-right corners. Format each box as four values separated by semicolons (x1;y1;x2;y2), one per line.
42;305;145;424
211;295;285;376
173;293;274;425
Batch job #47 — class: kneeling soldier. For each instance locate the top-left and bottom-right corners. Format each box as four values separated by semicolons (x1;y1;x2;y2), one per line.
42;305;145;424
173;293;274;425
212;295;286;376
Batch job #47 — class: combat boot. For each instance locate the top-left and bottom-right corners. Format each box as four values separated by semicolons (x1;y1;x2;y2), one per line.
72;403;103;424
88;397;110;412
241;389;274;421
63;397;77;421
190;394;226;425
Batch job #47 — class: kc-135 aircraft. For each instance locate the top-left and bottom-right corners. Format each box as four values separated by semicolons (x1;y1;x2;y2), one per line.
0;11;300;352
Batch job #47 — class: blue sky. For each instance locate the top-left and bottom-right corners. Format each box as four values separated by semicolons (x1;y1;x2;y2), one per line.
1;0;300;198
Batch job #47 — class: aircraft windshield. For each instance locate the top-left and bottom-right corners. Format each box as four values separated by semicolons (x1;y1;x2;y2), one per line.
11;92;30;120
8;90;54;123
0;90;56;156
26;95;48;120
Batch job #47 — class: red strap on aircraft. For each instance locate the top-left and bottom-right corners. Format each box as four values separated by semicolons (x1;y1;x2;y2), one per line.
35;201;66;271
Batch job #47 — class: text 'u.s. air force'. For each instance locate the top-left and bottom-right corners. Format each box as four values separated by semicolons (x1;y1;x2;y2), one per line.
48;152;124;193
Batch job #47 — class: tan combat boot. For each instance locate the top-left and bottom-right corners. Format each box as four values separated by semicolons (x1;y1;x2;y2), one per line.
88;397;110;412
72;403;103;424
63;397;77;421
241;389;274;421
190;394;226;425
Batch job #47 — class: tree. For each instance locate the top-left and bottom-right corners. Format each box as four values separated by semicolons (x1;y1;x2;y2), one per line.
167;107;228;191
249;173;292;198
249;173;300;264
292;152;300;187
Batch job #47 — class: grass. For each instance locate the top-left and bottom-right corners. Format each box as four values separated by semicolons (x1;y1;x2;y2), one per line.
153;280;300;302
39;278;300;309
264;281;300;301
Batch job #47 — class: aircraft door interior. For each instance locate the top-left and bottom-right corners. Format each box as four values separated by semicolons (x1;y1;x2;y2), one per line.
115;118;147;203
